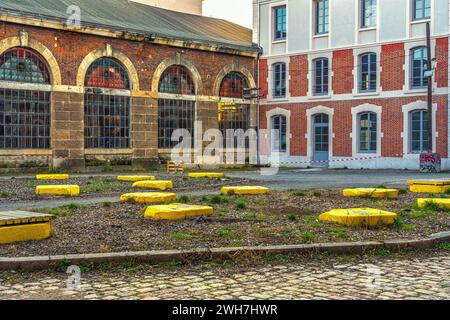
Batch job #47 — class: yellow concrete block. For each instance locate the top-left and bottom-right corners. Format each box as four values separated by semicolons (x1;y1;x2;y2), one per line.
221;186;269;195
120;192;177;203
117;175;156;182
0;222;53;244
188;172;224;179
36;185;80;196
417;198;450;209
36;174;70;180
319;208;398;227
407;179;450;194
133;180;174;190
145;203;214;220
342;188;399;199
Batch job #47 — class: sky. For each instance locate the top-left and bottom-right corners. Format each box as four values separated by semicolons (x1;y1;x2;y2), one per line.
203;0;253;29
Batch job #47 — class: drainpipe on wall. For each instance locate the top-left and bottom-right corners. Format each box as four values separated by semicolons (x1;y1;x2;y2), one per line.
256;0;262;166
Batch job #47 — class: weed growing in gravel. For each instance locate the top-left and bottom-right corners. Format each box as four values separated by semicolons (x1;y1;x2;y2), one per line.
244;212;257;219
292;191;306;197
399;188;408;195
312;252;330;261
218;227;238;240
82;180;118;193
102;202;112;207
0;191;10;198
298;231;314;243
374;248;391;256
287;214;298;221
438;242;450;250
210;195;230;204
376;185;387;189
330;227;349;239
312;191;322;197
66;203;79;210
262;253;294;264
400;224;416;232
47;208;73;217
408;211;429;219
177;195;190;203
303;215;321;228
235;199;247;210
168;232;192;240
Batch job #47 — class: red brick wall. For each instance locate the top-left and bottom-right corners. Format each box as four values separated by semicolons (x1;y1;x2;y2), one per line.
435;37;449;88
381;43;405;91
259;59;268;99
289;54;308;97
260;95;448;159
332;49;354;94
0;22;256;95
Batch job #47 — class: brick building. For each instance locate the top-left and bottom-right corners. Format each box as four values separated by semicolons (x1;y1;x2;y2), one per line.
255;0;450;170
0;0;259;171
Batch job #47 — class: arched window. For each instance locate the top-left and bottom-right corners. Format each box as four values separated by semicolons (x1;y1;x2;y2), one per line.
219;72;248;99
0;48;51;149
410;110;429;153
159;65;195;95
358;112;377;153
271;115;287;152
410;47;428;89
84;58;131;149
158;65;196;149
219;72;250;149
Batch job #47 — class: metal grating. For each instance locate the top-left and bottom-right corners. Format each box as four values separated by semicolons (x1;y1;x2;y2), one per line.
158;98;195;149
84;93;131;149
0;88;50;149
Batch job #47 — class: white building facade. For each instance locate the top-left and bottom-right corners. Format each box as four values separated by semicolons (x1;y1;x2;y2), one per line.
255;0;450;170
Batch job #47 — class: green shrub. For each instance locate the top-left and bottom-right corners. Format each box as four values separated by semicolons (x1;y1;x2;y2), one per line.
210;195;230;204
293;191;306;197
177;195;190;203
312;191;322;197
287;214;297;221
235;200;247;210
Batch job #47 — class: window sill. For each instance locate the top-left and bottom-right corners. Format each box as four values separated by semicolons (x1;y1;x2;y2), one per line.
353;91;380;98
359;26;377;32
307;95;331;100
272;39;287;44
85;149;133;155
404;88;428;95
270;96;289;102
313;33;329;39
410;18;431;25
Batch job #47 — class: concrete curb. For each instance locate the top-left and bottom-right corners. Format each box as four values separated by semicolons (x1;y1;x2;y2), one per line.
1;231;449;271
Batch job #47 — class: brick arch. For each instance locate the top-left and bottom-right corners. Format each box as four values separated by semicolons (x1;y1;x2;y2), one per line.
213;64;256;98
0;32;62;85
77;45;139;91
151;56;203;95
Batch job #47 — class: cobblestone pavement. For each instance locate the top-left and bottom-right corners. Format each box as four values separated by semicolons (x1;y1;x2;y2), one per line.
1;253;449;300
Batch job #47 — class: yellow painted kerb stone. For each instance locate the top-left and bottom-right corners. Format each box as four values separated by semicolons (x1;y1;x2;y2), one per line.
117;176;157;182
407;179;450;194
133;180;174;190
0;223;53;244
319;208;398;227
120;192;177;203
417;198;450;209
36;174;70;180
221;186;269;195
342;188;399;199
145;203;214;220
188;172;224;179
36;185;80;196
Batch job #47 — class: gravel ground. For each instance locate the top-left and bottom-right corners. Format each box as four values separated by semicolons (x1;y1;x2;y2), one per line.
0;174;257;203
1;189;449;257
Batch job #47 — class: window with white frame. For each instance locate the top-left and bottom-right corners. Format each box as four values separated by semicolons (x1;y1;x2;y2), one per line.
361;0;377;28
313;58;329;96
412;0;431;21
359;52;377;92
358;112;377;153
315;0;329;35
410;110;429;153
271;115;287;152
273;6;287;41
273;63;286;98
410;46;429;89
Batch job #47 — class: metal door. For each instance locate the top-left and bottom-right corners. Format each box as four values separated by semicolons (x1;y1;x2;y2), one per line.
312;114;329;167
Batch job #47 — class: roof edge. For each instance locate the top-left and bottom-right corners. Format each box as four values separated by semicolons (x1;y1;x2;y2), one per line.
0;11;261;58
